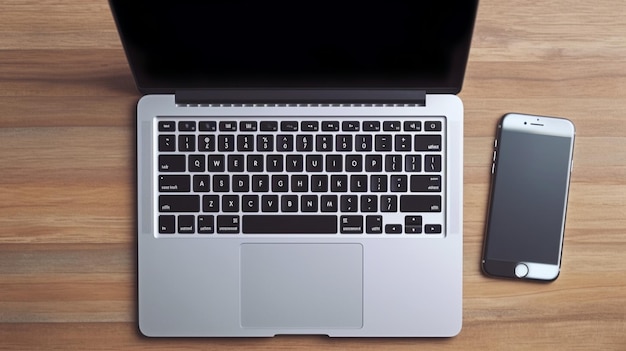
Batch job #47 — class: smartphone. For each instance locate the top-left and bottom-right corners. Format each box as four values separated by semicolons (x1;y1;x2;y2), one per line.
482;113;575;281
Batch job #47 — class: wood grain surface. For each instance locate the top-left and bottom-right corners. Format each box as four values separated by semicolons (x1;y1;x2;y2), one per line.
1;0;625;349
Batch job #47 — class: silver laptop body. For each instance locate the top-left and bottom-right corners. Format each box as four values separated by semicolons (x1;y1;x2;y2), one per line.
111;0;478;337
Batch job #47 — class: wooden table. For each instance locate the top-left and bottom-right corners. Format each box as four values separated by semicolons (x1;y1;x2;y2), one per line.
1;0;624;349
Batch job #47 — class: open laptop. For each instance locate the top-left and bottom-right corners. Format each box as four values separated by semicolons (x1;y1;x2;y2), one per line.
110;1;478;337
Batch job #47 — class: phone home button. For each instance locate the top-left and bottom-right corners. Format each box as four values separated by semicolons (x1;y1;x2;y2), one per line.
515;263;529;278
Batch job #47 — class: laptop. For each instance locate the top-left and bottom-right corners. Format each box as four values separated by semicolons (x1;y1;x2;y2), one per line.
110;1;478;337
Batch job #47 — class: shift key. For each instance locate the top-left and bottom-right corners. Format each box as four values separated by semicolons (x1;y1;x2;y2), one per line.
159;195;200;212
400;195;441;212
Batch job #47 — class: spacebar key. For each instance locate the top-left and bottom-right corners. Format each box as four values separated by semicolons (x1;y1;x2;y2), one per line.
243;215;337;234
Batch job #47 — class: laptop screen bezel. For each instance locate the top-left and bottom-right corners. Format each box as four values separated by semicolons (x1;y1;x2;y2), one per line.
109;1;479;95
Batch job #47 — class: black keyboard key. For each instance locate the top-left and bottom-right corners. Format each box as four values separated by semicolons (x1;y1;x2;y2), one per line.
178;121;196;131
188;155;205;172
311;175;328;192
159;195;200;212
425;121;442;131
340;215;363;234
272;175;289;192
326;155;343;172
375;135;393;151
300;195;317;212
381;195;397;212
198;215;214;234
217;215;240;234
232;175;249;192
281;121;298;131
385;224;402;234
410;175;441;192
404;121;422;131
425;155;442;172
242;195;259;212
291;175;308;192
261;195;279;212
346;155;362;172
266;155;283;172
277;135;294;151
395;135;412;151
198;135;215;151
296;135;314;151
331;175;348;192
301;121;319;131
336;135;353;151
363;121;380;131
405;226;421;234
391;175;408;192
340;195;358;212
193;175;210;192
212;175;230;192
383;121;401;131
240;121;257;131
178;215;195;234
405;155;421;172
247;155;264;172
203;195;219;212
207;155;225;172
399;195;441;212
405;216;423;226
365;155;383;172
355;135;372;151
286;155;303;172
222;195;239;212
199;121;217;131
237;135;254;151
322;121;339;131
366;215;383;234
219;121;237;131
360;195;377;212
414;135;442;151
252;175;269;192
306;155;324;172
281;195;298;212
178;135;195;151
159;155;185;172
159;135;176;152
316;135;333;151
342;121;359;131
350;175;368;192
425;224;442;234
242;215;337;234
218;135;235;151
159;175;190;192
385;155;402;172
260;121;278;131
321;195;338;212
257;135;274;151
158;121;175;131
228;155;245;172
159;215;176;234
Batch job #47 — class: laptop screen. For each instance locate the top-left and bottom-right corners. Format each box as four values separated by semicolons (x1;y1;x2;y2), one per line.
110;1;478;94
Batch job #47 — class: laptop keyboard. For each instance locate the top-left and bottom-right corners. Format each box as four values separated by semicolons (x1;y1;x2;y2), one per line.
156;116;445;237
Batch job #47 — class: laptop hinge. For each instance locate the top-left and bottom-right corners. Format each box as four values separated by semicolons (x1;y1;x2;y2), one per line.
175;89;426;106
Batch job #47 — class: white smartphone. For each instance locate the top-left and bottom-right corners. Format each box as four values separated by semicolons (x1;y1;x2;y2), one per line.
482;113;575;281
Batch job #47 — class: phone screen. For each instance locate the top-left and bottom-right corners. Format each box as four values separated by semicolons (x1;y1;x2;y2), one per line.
483;114;574;280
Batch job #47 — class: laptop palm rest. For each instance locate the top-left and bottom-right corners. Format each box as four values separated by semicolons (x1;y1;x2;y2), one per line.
240;243;363;330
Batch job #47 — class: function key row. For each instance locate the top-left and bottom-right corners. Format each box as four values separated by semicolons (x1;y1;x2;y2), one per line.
158;120;442;133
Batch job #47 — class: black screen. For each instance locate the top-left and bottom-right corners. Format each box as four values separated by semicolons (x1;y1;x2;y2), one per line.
109;1;478;93
484;130;573;265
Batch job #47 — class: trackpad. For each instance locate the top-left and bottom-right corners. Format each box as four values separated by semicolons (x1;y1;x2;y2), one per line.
240;243;363;329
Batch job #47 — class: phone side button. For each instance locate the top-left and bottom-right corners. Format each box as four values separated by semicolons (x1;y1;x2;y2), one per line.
491;163;495;174
515;263;529;278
